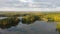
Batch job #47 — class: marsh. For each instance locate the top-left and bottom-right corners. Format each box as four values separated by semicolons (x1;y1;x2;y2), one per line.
0;17;59;34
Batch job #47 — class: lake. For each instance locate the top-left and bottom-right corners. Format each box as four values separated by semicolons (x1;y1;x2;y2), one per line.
0;17;59;34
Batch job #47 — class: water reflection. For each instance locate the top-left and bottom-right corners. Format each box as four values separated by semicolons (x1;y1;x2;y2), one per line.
0;16;59;34
0;16;56;29
0;18;58;34
0;17;20;29
0;17;35;29
0;15;41;29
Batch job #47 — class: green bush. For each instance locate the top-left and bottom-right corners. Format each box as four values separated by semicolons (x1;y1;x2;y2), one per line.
0;17;20;29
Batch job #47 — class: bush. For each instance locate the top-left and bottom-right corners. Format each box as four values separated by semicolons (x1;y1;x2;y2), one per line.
47;18;54;22
22;16;35;24
0;17;20;29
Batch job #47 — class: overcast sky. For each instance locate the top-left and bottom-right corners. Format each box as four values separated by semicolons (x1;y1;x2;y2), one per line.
0;0;60;11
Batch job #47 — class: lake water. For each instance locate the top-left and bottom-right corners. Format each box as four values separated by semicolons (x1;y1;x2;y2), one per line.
0;17;59;34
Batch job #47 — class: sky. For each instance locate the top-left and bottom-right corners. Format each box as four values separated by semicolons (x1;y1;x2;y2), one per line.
0;0;60;11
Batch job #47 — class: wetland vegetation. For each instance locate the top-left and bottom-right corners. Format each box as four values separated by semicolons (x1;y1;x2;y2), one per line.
0;12;60;34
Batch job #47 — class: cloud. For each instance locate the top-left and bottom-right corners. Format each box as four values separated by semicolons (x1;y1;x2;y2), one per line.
0;7;60;11
0;0;60;11
0;0;58;8
19;0;33;3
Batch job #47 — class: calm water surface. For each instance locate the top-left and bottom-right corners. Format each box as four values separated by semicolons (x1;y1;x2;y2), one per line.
0;17;59;34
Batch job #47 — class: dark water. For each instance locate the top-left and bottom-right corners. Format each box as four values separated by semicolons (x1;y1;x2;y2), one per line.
0;20;59;34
